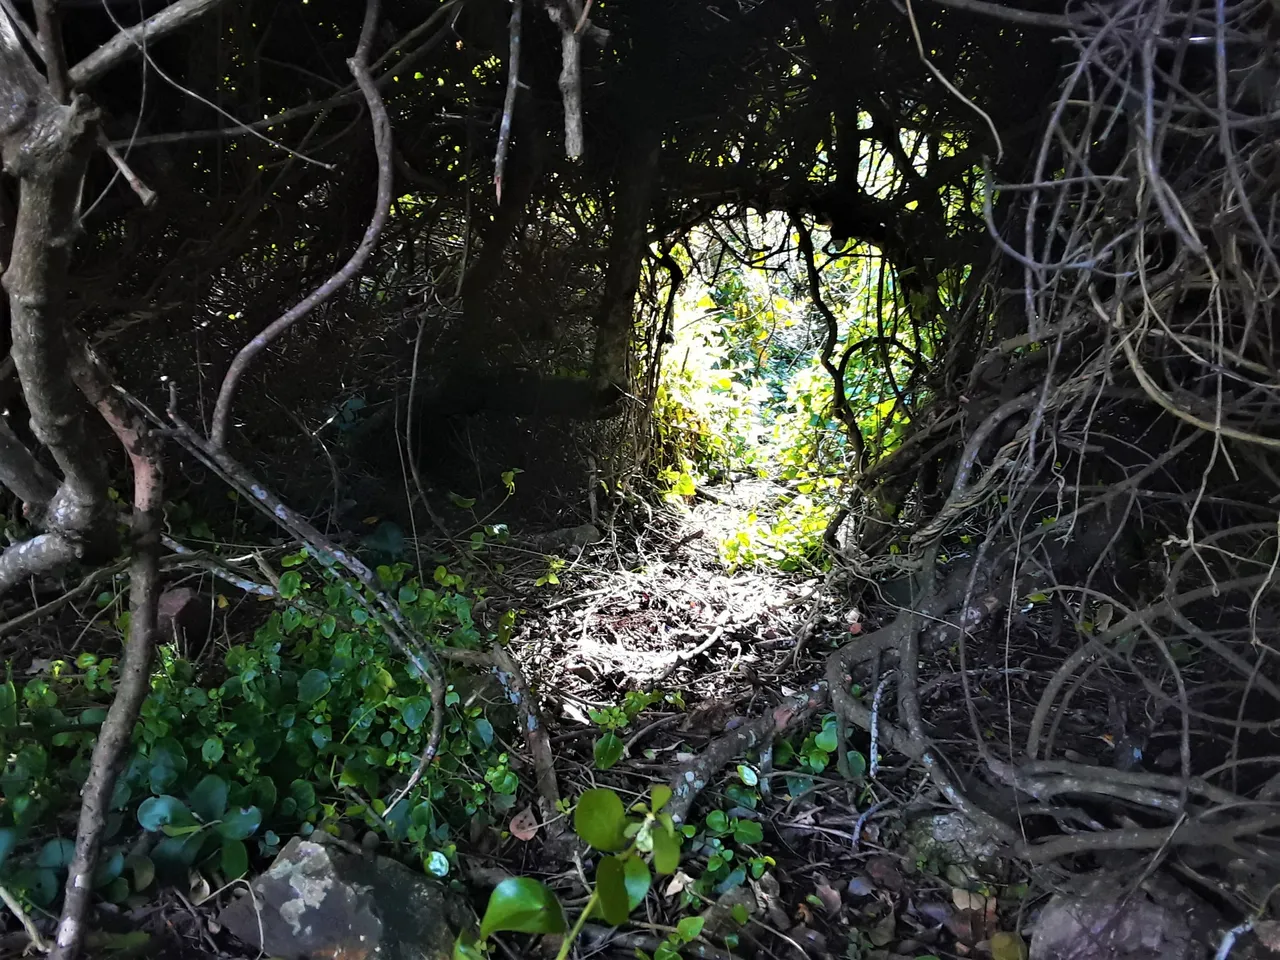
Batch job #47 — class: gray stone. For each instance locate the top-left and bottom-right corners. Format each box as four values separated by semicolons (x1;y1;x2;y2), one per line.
218;837;474;960
1030;877;1212;960
904;812;1002;879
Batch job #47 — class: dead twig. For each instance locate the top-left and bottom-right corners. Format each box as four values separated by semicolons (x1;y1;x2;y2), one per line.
493;0;522;202
209;0;393;449
0;882;49;954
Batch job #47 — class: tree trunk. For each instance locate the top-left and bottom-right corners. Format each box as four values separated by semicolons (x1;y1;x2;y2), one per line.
590;125;660;392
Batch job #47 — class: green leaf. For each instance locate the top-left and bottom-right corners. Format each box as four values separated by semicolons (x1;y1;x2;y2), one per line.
290;779;316;811
125;854;155;891
400;696;430;731
101;876;130;904
736;764;758;786
652;822;681;875
705;810;729;834
731;903;750;925
137;796;196;834
0;679;17;727
470;717;495;747
221;839;249;879
592;732;625;771
595;855;630;926
650;784;672;813
21;868;58;907
298;669;331;704
201;737;224;765
453;932;485;960
216;806;262;841
623;855;651;910
0;828;17;869
319;614;337;639
814;721;838;753
479;877;566;938
93;851;124;888
676;916;705;942
733;820;764;845
846;750;868;779
573;789;628;852
278;571;303;599
37;838;75;869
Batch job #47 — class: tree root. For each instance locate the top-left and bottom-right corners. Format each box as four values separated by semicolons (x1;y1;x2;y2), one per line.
666;684;828;825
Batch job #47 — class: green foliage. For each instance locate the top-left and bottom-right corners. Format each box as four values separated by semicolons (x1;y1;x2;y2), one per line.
465;783;684;959
587;691;675;770
479;878;567;938
0;555;513;909
652;216;938;573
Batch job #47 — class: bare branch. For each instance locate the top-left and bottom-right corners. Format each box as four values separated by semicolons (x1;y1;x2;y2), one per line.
209;0;393;449
50;349;165;960
95;129;157;207
494;0;523;203
67;0;229;92
31;0;69;102
544;0;585;158
0;414;55;509
919;0;1082;30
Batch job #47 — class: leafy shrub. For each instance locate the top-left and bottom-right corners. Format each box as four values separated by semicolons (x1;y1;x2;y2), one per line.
0;555;515;908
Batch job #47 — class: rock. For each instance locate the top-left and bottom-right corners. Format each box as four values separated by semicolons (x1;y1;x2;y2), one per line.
1030;876;1212;960
904;812;1002;880
532;523;603;552
218;836;474;960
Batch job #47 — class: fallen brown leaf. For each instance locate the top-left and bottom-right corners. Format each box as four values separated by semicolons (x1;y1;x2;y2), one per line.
814;881;843;916
509;806;539;842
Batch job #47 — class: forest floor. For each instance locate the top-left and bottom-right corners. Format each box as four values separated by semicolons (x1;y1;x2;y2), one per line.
0;478;1050;960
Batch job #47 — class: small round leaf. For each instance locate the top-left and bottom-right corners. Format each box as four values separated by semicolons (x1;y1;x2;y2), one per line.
649;784;672;814
0;828;18;869
595;855;630;926
137;796;196;834
37;838;76;869
623;855;651;910
188;775;228;822
217;806;262;841
574;789;628;852
677;916;705;942
479;877;566;939
425;851;450;877
221;839;249;879
298;670;331;705
201;737;224;765
652;822;681;876
592;732;625;771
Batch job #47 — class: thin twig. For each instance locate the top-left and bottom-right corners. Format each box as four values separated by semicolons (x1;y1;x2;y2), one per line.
494;0;522;203
209;0;393;449
0;882;50;954
31;0;69;102
95;129;157;207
